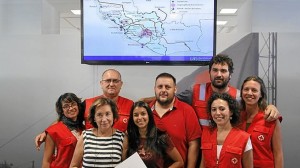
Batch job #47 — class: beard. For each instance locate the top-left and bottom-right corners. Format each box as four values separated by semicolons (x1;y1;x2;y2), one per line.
211;77;230;90
155;93;174;106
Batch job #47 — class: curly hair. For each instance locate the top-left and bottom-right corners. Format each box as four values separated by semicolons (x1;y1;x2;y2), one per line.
207;93;240;128
55;93;84;128
88;97;119;128
209;54;234;74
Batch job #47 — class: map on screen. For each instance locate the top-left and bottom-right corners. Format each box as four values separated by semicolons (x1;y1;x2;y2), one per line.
82;0;215;65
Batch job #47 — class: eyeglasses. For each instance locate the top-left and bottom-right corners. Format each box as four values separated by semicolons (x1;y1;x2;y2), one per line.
62;102;77;110
101;79;121;84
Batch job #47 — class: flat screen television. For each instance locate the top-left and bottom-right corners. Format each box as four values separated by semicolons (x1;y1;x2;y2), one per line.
81;0;216;65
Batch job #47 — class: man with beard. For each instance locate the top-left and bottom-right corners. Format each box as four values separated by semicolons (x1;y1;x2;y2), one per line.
149;72;202;168
177;54;280;128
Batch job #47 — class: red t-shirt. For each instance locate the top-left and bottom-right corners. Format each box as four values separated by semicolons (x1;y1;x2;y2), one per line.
150;97;202;166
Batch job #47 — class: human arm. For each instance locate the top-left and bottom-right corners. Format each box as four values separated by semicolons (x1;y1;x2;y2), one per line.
186;139;200;168
175;86;193;105
69;133;84;168
167;147;184;168
35;120;58;151
264;105;281;122
121;134;128;161
139;96;155;104
272;120;284;168
199;152;204;168
242;149;253;168
42;134;55;168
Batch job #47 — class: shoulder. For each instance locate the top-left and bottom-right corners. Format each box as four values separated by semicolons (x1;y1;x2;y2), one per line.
202;127;215;134
232;128;250;138
118;96;134;103
115;129;125;135
192;82;209;90
46;121;64;131
84;96;101;103
83;128;93;135
174;98;195;112
115;130;125;138
256;111;267;120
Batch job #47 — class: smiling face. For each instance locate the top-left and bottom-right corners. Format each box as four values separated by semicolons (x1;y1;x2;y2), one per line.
242;80;261;106
210;98;232;127
100;70;123;98
154;77;177;106
210;63;231;90
94;104;114;131
132;106;149;130
61;101;79;121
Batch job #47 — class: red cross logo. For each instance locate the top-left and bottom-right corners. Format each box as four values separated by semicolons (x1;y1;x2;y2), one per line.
231;157;238;164
258;134;265;141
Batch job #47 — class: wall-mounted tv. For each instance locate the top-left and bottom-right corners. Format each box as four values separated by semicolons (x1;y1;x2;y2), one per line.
81;0;216;65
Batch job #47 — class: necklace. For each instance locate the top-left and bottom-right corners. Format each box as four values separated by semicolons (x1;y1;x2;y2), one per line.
93;128;114;167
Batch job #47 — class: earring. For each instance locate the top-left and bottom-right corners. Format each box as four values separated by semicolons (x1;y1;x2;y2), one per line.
230;117;232;120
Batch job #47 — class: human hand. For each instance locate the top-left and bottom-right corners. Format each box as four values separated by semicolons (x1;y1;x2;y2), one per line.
138;96;156;104
35;132;46;151
264;104;280;122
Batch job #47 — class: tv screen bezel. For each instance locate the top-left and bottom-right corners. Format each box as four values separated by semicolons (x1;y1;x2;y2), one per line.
81;0;216;66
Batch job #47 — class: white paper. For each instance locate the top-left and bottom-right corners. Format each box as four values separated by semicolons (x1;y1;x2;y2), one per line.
115;152;147;168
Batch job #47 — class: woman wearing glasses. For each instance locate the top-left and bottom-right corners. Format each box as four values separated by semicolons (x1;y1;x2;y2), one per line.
42;93;84;168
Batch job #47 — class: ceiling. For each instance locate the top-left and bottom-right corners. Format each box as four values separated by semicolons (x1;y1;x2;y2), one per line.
14;0;247;34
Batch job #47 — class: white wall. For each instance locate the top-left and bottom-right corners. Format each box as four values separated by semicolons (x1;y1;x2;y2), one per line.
0;0;299;167
252;0;300;167
276;33;300;167
217;0;253;53
0;3;199;165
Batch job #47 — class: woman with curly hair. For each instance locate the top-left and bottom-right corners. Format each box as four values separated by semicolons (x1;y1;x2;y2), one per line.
42;93;84;168
200;93;253;168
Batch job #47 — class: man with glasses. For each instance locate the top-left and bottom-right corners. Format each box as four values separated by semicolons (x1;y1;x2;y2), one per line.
83;69;133;131
35;69;133;150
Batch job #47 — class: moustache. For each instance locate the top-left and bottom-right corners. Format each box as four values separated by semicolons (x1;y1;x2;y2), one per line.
214;77;223;80
159;92;168;96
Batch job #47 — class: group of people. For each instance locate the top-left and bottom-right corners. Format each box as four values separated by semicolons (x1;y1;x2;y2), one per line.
37;54;283;168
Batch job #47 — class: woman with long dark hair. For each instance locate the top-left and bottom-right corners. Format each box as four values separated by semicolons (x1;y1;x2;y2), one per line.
123;101;183;168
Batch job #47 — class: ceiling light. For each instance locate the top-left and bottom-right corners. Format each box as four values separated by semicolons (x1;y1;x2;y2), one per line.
220;8;238;14
71;10;81;15
217;21;228;25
